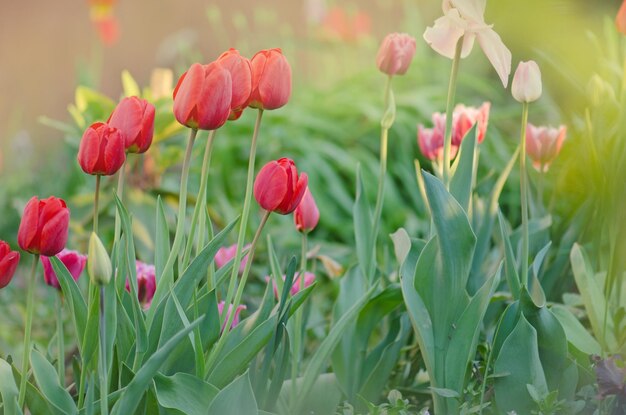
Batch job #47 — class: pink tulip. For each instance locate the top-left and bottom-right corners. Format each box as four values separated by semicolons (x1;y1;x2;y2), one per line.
376;33;417;76
40;249;87;289
451;102;490;146
125;261;157;309
294;187;320;233
512;61;542;103
267;272;316;299
214;243;250;274
526;124;567;172
418;112;450;161
218;301;246;331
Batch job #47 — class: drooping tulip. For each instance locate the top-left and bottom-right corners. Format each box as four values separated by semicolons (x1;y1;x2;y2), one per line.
451;102;490;146
215;243;250;274
249;49;292;110
376;33;417;76
173;62;232;130
0;241;20;288
423;0;512;87
18;196;70;257
77;122;126;176
294;187;320;233
617;0;626;35
218;301;246;330
125;261;156;308
108;96;156;153
40;249;87;289
511;61;542;104
525;124;567;172
216;49;252;120
254;158;308;215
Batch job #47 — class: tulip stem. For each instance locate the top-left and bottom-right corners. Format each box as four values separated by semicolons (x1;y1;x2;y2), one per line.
98;285;108;415
205;209;271;375
56;294;65;384
18;254;39;409
94;174;101;234
183;130;216;270
442;36;463;188
519;102;530;287
290;232;308;409
113;162;125;243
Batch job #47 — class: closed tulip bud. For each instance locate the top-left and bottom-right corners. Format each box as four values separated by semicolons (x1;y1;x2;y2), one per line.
217;49;252;120
376;33;417;76
294;187;320;233
78;122;126;176
18;196;70;257
108;97;155;153
526;124;567;172
88;232;112;285
617;0;626;35
512;61;542;103
40;249;87;289
254;158;308;215
125;261;156;309
173;62;232;130
249;48;292;110
0;241;20;289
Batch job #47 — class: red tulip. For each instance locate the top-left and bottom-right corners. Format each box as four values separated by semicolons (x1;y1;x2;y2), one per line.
0;241;20;289
77;122;126;176
526;124;567;172
173;62;232;130
376;33;417;76
40;249;87;289
294;187;320;233
451;103;490;146
217;49;252;120
108;97;155;153
18;196;70;257
125;261;156;309
617;0;626;35
254;158;308;215
249;49;292;110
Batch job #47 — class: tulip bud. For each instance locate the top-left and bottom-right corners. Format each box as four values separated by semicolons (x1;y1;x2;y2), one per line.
215;243;250;274
217;49;253;120
125;261;156;309
173;62;232;130
294;187;320;233
526;124;567;172
512;61;542;103
617;0;626;35
0;241;20;289
249;49;292;110
218;301;246;331
40;249;87;289
88;232;112;285
254;158;308;215
78;122;126;176
18;196;70;257
376;33;417;76
108;97;155;154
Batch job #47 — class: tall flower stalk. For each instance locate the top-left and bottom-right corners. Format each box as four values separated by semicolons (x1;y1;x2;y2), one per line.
442;38;463;187
18;255;39;408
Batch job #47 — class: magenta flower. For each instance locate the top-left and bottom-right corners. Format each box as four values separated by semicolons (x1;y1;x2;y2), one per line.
218;301;246;331
267;272;316;299
214;243;250;274
40;249;87;289
125;261;156;309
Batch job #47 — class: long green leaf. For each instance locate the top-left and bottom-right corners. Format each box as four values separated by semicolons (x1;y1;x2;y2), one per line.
450;123;478;213
0;359;22;415
153;373;218;415
207;372;258;415
50;258;87;345
354;164;374;281
30;349;77;415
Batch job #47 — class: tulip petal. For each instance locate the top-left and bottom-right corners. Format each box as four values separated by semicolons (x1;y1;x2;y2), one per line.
423;10;475;59
18;197;40;252
254;162;289;212
476;28;511;87
173;64;204;126
40;208;69;256
450;0;486;24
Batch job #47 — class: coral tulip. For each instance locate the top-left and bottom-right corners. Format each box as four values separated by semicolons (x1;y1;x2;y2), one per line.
418;112;458;161
511;61;542;104
108;96;155;153
617;0;626;35
249;49;292;110
452;102;490;146
77;122;126;176
526;124;567;172
0;241;20;289
254;158;308;215
173;62;232;130
294;187;320;233
376;33;417;76
218;301;246;330
40;249;87;289
125;261;156;308
217;49;252;120
215;243;250;274
18;196;70;257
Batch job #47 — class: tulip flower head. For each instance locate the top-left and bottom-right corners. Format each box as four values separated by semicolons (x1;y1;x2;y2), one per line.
267;272;316;299
249;48;292;110
418;113;454;161
376;33;417;76
87;232;112;285
423;0;512;87
108;96;156;153
294;187;320;233
78;122;126;176
18;196;70;257
617;0;626;35
254;158;308;215
0;241;20;289
512;61;542;103
125;261;156;309
173;62;232;130
215;243;251;274
218;301;246;331
526;124;567;172
216;49;252;120
40;249;87;289
451;102;490;146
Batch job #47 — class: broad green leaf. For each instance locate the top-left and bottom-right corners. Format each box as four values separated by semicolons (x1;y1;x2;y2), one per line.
10;363;52;415
50;257;87;347
278;373;342;415
154;373;218;415
0;359;22;415
430;387;460;398
390;228;411;266
354;165;374;281
450;123;478;213
497;211;521;299
30;349;77;415
207;372;258;415
551;305;601;355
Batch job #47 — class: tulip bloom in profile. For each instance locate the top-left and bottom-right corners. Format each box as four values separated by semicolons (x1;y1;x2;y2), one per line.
249;49;292;110
294;187;320;233
173;62;232;130
218;301;246;331
108;97;156;153
268;272;316;299
0;241;20;289
78;122;126;176
376;33;417;76
423;0;512;87
18;196;70;257
617;0;626;35
511;61;542;104
418;113;452;161
215;243;251;274
217;49;252;120
254;158;308;215
452;102;490;146
125;261;156;309
526;124;567;172
40;249;87;289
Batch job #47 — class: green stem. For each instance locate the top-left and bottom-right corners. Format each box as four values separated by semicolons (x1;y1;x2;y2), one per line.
56;294;65;384
519;102;530;287
98;286;108;415
18;254;39;408
114;161;125;243
290;233;308;408
442;36;464;188
94;174;101;234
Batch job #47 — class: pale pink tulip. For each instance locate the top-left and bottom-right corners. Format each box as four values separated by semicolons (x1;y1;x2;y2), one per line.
526;124;566;172
451;102;490;146
512;61;542;103
376;33;417;76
